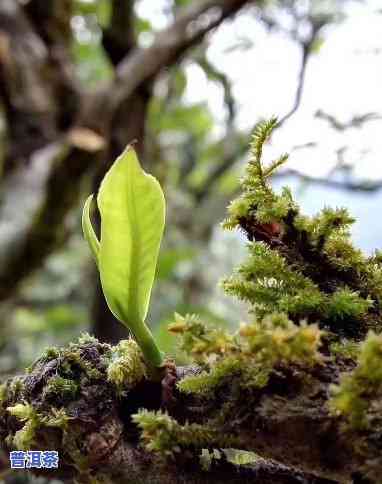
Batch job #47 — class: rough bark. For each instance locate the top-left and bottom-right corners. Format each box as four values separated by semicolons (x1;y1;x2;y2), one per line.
0;0;60;169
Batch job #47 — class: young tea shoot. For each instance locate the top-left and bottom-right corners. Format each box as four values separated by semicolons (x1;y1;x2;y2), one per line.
82;146;165;368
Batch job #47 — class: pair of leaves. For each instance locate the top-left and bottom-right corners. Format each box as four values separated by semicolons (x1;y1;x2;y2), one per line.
82;147;165;334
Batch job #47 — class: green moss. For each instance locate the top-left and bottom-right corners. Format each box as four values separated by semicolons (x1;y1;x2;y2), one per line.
325;288;373;321
64;341;103;380
2;337;115;459
199;448;222;471
177;357;242;395
239;318;323;367
222;242;325;320
330;339;360;360
107;339;147;393
27;346;60;373
172;313;323;399
77;332;99;345
43;376;79;401
7;403;40;449
168;313;234;364
41;407;72;429
8;377;24;401
0;383;6;404
43;346;60;360
220;118;382;338
330;331;382;429
223;449;259;466
133;410;238;457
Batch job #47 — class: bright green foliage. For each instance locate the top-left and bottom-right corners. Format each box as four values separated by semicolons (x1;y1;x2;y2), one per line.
7;402;35;421
223;242;372;325
325;289;372;321
77;332;99;345
330;331;382;429
82;146;165;367
222;118;382;338
239;316;323;367
107;339;147;393
4;119;382;477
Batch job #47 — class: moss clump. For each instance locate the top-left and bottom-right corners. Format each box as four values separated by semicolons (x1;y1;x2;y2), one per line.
132;409;237;457
42;375;79;401
40;407;73;428
171;312;323;397
330;331;382;429
0;383;6;405
27;346;60;373
0;334;153;478
106;339;147;394
199;448;222;471
168;313;235;363
6;403;40;449
330;339;360;361
177;357;243;396
222;118;381;339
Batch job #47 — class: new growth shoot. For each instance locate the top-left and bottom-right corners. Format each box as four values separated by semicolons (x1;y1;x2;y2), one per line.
82;147;165;368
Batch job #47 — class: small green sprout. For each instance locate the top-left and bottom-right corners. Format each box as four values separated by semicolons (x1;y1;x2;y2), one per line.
82;146;165;368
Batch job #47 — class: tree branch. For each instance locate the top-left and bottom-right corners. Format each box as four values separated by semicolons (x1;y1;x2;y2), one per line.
23;0;73;48
193;134;248;203
277;40;310;127
0;338;377;483
83;0;253;129
315;109;382;131
272;168;382;193
196;50;236;126
102;0;136;65
23;0;80;130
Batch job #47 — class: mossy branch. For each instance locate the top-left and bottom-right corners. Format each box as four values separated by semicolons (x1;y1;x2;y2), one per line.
224;118;382;339
0;331;381;483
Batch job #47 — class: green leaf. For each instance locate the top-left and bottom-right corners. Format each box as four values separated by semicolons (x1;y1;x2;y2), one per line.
97;146;166;328
82;194;100;267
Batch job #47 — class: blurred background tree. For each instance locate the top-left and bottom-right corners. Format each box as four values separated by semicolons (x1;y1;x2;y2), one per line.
0;0;381;381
